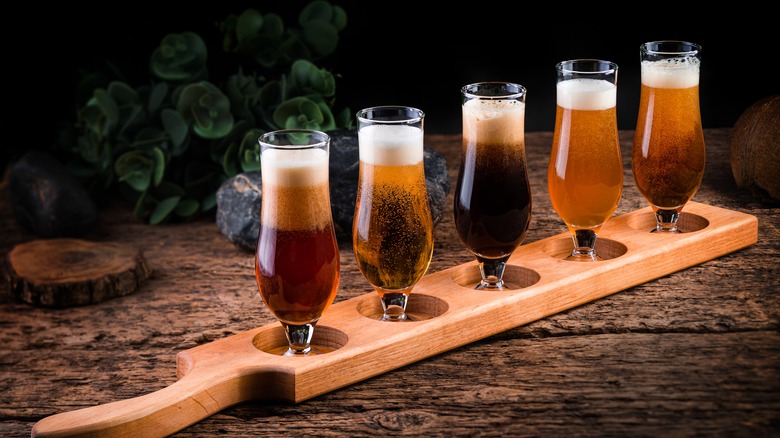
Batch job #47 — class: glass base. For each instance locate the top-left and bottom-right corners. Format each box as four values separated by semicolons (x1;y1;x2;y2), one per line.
379;291;410;322
476;256;510;290
567;229;600;262
652;209;683;233
280;322;316;355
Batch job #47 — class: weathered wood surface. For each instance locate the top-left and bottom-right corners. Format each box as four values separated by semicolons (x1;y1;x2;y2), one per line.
2;128;779;437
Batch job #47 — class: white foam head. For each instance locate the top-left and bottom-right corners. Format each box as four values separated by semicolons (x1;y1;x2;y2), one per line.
358;124;424;165
556;78;616;110
641;58;700;89
462;98;525;121
261;147;329;186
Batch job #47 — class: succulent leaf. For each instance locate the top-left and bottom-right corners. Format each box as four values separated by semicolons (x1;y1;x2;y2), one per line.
160;108;189;153
289;59;335;97
115;151;153;192
148;82;169;114
174;198;200;217
299;0;333;25
302;19;338;57
150;196;181;225
236;9;264;43
150;32;208;81
176;81;234;139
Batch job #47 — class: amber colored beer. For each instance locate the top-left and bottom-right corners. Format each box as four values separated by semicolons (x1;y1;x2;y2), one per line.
549;78;623;233
632;57;705;211
255;147;339;326
455;97;531;260
353;124;434;294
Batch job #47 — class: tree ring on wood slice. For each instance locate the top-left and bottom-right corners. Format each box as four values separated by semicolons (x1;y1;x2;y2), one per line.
449;264;541;291
626;211;709;233
2;238;152;307
355;292;449;321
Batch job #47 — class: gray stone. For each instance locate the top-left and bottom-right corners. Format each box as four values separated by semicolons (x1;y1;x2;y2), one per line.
216;130;451;251
8;150;98;237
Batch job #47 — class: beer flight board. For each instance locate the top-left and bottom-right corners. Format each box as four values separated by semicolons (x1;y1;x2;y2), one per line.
31;202;758;438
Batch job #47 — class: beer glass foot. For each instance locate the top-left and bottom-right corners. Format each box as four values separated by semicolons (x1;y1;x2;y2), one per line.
566;229;600;261
476;258;508;290
652;209;682;233
380;292;410;322
280;322;316;356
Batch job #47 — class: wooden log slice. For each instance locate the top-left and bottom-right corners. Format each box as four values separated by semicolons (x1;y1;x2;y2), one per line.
2;238;152;307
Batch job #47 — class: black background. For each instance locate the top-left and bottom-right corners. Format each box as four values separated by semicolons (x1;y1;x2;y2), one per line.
6;2;776;167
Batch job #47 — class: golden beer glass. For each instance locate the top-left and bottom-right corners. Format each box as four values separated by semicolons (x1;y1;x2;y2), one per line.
353;106;434;321
255;130;340;356
548;60;623;261
632;41;705;233
455;82;532;288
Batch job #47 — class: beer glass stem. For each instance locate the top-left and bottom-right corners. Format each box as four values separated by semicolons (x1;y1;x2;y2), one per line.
653;209;681;233
477;258;508;290
569;229;598;261
380;292;410;322
280;322;316;355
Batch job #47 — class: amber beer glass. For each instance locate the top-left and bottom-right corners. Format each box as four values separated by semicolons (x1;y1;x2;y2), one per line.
455;82;531;289
549;60;623;261
632;41;705;233
353;106;434;321
255;130;340;356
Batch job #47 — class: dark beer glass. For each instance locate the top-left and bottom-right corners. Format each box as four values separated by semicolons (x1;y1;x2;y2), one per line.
255;129;340;355
632;41;705;233
455;82;532;289
353;106;434;321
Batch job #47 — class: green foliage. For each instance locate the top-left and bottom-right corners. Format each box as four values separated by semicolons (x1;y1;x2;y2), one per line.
57;1;351;224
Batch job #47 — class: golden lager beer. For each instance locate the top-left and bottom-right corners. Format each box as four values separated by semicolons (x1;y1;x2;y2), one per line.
549;60;622;261
632;41;705;233
549;75;623;234
354;107;433;321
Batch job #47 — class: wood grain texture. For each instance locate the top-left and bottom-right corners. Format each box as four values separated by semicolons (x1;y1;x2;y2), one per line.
1;128;779;437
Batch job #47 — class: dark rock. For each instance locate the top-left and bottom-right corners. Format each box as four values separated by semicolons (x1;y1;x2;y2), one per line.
215;172;262;252
216;130;451;251
8;151;98;237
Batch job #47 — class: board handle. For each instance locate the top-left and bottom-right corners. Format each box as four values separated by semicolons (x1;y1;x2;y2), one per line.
31;365;264;438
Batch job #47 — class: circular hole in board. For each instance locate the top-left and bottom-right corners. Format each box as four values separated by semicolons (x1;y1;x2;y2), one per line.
450;264;541;291
626;211;709;233
540;237;628;261
355;293;449;322
252;325;349;356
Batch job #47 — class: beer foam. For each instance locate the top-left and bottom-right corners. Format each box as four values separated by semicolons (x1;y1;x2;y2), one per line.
462;99;525;145
556;78;616;110
641;58;700;89
358;124;424;166
261;148;329;186
462;98;525;121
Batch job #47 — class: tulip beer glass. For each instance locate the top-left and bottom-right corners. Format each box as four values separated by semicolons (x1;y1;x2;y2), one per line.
455;82;532;289
353;106;434;321
548;60;623;261
632;41;705;233
255;129;340;356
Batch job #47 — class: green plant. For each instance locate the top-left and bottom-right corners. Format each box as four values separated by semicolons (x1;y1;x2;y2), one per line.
57;1;351;224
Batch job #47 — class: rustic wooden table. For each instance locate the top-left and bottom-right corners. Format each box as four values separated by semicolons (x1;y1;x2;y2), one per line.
2;128;778;437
